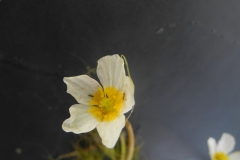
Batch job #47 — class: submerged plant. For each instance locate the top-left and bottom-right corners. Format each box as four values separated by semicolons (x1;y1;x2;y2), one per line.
59;54;138;160
54;129;140;160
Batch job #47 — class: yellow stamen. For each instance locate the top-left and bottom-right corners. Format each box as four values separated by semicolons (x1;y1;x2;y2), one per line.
88;87;124;122
213;152;229;160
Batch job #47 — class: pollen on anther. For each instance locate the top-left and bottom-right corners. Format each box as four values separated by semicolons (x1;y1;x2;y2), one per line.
88;87;124;122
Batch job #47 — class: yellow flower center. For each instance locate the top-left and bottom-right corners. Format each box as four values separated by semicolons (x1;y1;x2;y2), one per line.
88;87;124;122
213;152;229;160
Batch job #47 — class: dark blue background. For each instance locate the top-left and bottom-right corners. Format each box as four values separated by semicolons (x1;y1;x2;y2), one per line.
0;0;240;159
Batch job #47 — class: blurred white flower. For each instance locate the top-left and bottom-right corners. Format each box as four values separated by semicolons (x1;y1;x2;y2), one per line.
62;54;135;148
208;133;240;160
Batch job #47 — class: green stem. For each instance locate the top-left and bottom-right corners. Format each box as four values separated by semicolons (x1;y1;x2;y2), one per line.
56;151;79;160
85;67;96;75
120;132;127;160
121;54;131;79
126;120;135;160
121;54;135;122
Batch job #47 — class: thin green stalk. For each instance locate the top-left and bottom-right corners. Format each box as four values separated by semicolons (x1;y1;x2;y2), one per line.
120;132;127;160
56;151;79;160
126;120;135;160
85;67;96;75
121;54;131;79
121;54;135;122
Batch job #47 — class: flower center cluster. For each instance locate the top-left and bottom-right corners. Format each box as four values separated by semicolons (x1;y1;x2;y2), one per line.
213;152;229;160
88;87;124;122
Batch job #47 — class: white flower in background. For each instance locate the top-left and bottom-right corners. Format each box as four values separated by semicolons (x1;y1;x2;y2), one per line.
62;54;135;148
208;133;240;160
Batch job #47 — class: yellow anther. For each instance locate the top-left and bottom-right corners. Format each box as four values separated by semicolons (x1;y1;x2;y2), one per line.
88;87;124;122
213;152;229;160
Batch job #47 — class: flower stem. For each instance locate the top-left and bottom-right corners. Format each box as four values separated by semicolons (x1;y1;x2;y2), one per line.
120;132;126;160
55;151;78;160
125;120;135;160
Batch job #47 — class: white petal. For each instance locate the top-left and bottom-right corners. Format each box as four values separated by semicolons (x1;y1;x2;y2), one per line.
122;77;135;113
64;75;102;104
207;137;217;156
229;151;240;160
62;104;98;134
97;115;125;148
217;133;235;154
97;54;126;91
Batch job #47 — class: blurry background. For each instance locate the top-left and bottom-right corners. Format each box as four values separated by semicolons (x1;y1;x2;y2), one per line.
0;0;240;159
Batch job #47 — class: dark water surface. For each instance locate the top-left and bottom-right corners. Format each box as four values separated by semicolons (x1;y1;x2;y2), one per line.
0;0;240;160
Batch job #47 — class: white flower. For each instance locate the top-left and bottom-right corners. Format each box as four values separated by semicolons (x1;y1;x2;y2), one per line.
62;54;135;148
207;133;240;160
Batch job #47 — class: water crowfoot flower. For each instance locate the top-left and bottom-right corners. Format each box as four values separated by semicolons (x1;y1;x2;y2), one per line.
207;133;240;160
62;54;135;148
